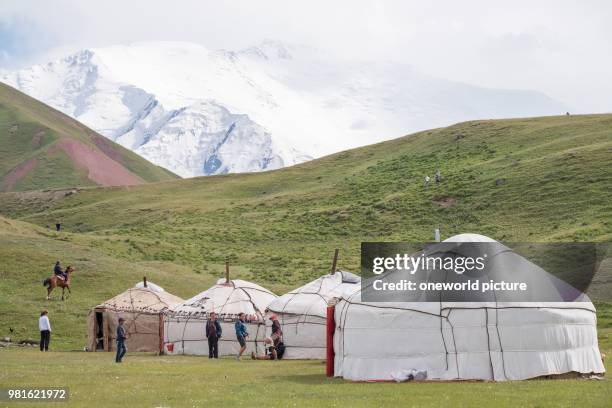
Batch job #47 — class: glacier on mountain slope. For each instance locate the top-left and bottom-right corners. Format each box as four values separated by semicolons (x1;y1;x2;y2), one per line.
1;40;567;178
128;100;288;177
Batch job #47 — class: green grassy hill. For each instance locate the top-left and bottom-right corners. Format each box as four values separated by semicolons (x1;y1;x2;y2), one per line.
0;82;177;192
0;113;610;348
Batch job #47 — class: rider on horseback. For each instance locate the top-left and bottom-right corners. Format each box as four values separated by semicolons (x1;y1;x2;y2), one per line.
54;261;67;281
44;263;74;301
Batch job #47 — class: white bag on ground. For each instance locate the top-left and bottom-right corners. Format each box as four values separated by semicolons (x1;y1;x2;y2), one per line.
390;369;428;382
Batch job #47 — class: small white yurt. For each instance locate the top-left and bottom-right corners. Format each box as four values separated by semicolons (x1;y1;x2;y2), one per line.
163;278;277;356
266;270;360;359
332;234;605;381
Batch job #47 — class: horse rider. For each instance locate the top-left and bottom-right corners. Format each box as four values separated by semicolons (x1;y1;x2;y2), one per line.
54;261;67;281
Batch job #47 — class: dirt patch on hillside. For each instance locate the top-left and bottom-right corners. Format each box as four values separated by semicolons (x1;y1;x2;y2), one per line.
2;157;37;191
91;134;124;164
52;139;144;187
433;196;457;208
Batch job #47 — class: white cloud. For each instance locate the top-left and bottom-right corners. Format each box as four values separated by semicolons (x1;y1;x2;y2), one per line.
1;0;611;112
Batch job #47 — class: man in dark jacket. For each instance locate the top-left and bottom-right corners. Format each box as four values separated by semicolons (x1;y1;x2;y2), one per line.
53;261;68;281
206;312;222;359
115;317;128;363
53;261;66;280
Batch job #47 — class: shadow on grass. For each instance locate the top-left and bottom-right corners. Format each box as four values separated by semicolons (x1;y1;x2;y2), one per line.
272;373;331;384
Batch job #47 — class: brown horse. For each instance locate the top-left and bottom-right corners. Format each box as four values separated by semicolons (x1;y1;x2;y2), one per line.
43;266;75;300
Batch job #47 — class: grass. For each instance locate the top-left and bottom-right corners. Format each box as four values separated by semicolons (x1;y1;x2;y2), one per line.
0;348;610;408
0;82;177;192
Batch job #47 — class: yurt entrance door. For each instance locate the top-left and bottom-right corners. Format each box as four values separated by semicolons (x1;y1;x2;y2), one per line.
95;312;105;351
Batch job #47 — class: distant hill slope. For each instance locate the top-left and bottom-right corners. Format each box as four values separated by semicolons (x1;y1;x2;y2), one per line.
0;114;610;349
0;83;177;192
1;113;610;283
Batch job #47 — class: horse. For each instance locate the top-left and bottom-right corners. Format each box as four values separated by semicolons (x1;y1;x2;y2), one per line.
43;266;75;300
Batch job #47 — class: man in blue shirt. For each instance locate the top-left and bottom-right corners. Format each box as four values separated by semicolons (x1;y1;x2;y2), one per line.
115;317;128;363
234;313;248;360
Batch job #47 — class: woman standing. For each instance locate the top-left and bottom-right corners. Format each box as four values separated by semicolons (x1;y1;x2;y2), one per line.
39;310;51;351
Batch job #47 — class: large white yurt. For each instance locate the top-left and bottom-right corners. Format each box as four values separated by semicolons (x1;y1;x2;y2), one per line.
266;270;360;359
86;281;183;353
163;278;278;356
332;234;605;381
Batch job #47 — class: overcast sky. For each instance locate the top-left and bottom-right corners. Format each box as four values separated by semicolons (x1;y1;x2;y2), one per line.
1;0;611;112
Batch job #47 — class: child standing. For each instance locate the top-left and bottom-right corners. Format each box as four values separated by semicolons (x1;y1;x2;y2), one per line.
115;317;128;363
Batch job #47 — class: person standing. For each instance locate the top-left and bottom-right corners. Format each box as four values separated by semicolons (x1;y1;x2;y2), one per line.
234;313;249;360
115;317;128;363
424;175;430;188
206;312;222;359
435;169;441;184
39;310;51;351
269;314;282;346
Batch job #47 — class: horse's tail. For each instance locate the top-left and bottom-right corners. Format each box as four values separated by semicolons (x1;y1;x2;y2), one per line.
43;278;50;287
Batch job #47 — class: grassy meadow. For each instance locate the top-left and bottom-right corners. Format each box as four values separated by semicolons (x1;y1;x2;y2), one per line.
1;342;611;408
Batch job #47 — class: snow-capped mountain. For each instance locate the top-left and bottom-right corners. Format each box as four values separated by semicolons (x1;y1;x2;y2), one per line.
1;41;567;177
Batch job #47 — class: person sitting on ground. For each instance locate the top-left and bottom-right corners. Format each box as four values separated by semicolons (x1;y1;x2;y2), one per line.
251;336;285;360
206;312;222;359
53;261;68;281
234;313;249;360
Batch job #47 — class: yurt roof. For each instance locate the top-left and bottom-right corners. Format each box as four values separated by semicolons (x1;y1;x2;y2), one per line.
443;233;497;243
169;278;277;318
94;283;184;313
267;271;361;318
134;281;165;293
348;233;591;307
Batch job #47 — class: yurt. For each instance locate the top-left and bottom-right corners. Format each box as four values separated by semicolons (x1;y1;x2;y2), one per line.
163;278;278;356
86;281;183;352
266;270;360;359
331;234;605;381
